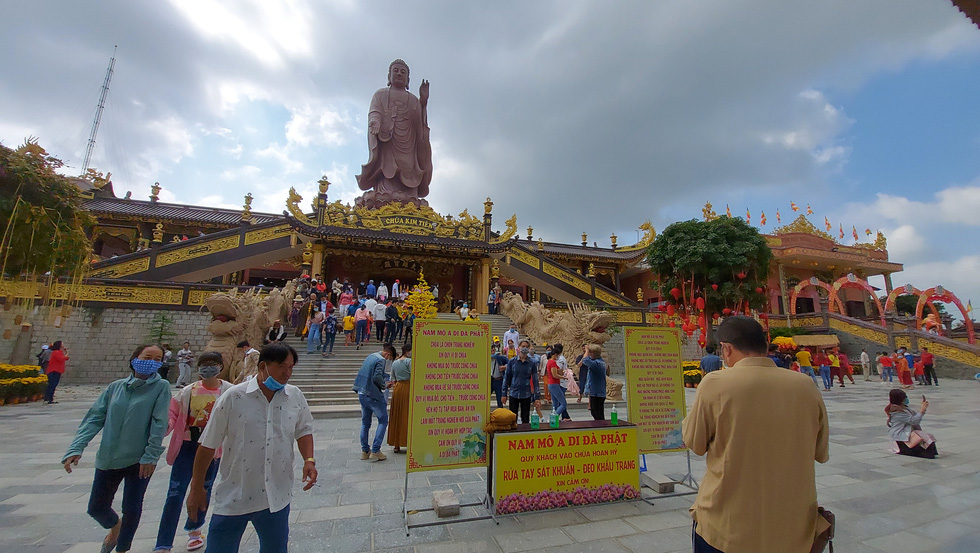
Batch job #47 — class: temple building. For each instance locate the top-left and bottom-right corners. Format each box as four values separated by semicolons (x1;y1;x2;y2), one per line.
81;179;904;326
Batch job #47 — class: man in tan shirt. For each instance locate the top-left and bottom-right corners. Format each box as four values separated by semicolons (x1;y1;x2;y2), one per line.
682;316;830;553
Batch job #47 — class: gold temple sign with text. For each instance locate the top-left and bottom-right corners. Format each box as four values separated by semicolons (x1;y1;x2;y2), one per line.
155;235;242;267
542;262;591;294
87;257;150;279
244;224;291;246
378;215;438;231
595;288;632;307
510;249;541;270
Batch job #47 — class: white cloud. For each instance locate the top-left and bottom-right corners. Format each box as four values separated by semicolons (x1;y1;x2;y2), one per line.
167;0;314;68
890;255;980;319
219;165;261;181
284;104;355;148
144;116;194;163
883;224;928;260
255;142;303;174
197;194;240;210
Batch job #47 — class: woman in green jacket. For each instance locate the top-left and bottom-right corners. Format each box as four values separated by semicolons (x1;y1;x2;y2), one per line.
62;344;172;553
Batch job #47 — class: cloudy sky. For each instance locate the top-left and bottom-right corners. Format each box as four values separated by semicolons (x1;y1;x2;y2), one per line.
2;1;979;309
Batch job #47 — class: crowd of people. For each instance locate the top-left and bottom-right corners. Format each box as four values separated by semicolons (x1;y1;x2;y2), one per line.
61;342;315;553
44;281;949;553
287;274;418;355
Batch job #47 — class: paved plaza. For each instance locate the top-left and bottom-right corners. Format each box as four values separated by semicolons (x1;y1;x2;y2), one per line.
1;378;979;553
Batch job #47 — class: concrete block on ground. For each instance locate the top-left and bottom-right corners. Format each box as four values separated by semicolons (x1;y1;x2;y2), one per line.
432;489;460;517
640;472;675;494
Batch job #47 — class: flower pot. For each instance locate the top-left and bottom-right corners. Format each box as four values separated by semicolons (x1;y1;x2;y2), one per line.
0;398;5;405
9;398;18;405
693;383;699;388
19;397;28;404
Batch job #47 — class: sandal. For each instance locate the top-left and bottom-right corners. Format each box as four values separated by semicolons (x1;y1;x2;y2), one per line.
100;535;118;553
187;534;205;551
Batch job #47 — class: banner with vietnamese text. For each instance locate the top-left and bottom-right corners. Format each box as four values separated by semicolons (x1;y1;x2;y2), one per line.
493;426;640;514
406;320;491;472
624;327;686;453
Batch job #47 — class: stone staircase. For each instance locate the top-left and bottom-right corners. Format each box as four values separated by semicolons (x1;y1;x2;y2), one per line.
286;313;519;419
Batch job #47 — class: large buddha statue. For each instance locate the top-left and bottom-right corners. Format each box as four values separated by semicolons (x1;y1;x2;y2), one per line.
355;59;432;208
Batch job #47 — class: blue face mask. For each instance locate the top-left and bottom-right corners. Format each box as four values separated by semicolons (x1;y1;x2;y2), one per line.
263;374;286;392
903;398;910;406
132;358;163;375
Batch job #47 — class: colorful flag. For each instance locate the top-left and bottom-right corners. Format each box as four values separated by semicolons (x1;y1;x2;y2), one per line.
726;204;732;217
760;211;767;226
839;223;844;239
791;202;799;212
852;226;859;241
776;209;781;223
824;217;831;231
806;204;813;215
968;300;973;313
865;228;872;236
746;208;751;224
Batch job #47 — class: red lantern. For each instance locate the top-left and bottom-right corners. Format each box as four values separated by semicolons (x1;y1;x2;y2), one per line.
658;304;667;312
713;312;720;320
722;308;732;315
698;338;706;348
666;305;675;316
670;287;681;300
698;316;706;327
668;321;676;328
737;271;747;279
696;297;705;310
711;283;719;291
755;287;764;294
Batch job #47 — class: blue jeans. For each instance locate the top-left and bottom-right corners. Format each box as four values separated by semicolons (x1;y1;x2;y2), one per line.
819;365;832;389
358;393;388;453
548;384;568;419
801;366;818;387
44;371;62;402
356;320;368;345
307;322;321;353
88;463;151;553
883;367;894;382
205;505;289;553
155;440;218;550
491;378;504;408
322;332;336;353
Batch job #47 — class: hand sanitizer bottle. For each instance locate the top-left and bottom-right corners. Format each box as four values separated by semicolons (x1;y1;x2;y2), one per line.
611;404;619;425
550;408;559;428
530;410;540;429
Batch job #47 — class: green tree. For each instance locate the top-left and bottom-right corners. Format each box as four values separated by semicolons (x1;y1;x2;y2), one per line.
647;217;772;315
146;313;178;346
893;294;948;317
0;139;94;278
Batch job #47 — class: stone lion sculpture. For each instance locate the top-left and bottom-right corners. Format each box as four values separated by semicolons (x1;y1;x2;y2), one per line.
498;292;623;400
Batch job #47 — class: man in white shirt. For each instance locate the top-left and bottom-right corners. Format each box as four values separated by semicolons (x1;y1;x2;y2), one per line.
186;343;316;553
861;349;872;381
502;323;520;357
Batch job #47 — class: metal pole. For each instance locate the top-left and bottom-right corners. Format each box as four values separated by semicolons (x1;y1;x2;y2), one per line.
82;46;116;174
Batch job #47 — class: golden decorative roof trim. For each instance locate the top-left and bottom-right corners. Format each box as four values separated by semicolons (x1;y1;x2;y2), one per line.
771;215;835;242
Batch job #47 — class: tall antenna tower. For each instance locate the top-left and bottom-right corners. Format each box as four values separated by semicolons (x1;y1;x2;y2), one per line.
81;45;117;175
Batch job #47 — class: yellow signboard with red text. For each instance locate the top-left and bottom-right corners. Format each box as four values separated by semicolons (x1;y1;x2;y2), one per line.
493;426;640;514
624;327;686;454
406;320;491;473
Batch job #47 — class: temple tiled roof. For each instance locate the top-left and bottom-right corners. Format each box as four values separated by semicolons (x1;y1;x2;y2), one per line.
84;197;282;226
535;240;647;262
